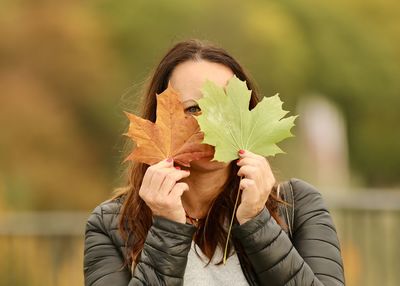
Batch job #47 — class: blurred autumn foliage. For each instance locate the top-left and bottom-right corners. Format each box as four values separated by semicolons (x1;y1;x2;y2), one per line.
1;0;400;212
0;1;124;210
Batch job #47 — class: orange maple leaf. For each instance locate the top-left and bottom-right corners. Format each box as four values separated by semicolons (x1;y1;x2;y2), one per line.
123;83;214;167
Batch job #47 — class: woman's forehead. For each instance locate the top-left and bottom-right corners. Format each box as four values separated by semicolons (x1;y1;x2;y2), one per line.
169;60;234;103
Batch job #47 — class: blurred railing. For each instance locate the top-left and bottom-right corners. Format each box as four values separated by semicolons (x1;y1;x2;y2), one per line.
325;190;400;286
1;190;400;286
0;212;88;286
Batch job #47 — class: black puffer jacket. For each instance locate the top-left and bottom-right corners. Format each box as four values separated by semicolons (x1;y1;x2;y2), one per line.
84;178;345;285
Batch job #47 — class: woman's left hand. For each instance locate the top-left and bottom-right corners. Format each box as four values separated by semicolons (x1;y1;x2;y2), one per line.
236;149;276;225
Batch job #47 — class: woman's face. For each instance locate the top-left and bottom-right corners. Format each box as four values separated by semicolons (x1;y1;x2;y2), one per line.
169;60;234;171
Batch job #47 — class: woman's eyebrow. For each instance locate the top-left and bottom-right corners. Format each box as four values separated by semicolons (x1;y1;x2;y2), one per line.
182;99;198;104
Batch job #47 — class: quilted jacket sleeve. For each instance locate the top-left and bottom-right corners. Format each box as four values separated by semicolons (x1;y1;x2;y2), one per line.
84;202;196;286
130;216;196;285
84;204;131;285
232;178;345;286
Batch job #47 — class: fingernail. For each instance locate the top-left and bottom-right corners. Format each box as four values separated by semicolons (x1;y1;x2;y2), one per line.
239;149;245;154
175;166;181;170
167;158;173;162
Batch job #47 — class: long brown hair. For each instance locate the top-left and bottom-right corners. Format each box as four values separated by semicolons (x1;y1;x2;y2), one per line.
115;39;285;267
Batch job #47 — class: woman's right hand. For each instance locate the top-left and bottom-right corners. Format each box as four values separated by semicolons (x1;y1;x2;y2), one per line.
139;158;190;224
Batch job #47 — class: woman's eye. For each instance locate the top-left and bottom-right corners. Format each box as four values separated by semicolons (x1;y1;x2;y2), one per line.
185;105;201;114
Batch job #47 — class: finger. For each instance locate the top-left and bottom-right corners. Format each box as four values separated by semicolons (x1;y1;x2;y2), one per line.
153;157;175;168
237;155;272;178
237;165;258;180
150;168;174;204
142;166;157;193
143;158;174;189
236;157;262;168
169;182;189;199
238;149;265;161
148;165;177;196
239;178;259;203
159;169;190;196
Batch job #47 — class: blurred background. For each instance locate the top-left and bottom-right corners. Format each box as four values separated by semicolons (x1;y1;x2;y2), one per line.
0;0;399;285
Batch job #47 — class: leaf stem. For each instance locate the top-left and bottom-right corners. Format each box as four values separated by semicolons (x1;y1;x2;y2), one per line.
223;175;243;264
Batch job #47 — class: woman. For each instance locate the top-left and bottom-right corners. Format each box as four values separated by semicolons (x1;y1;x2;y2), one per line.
84;39;345;286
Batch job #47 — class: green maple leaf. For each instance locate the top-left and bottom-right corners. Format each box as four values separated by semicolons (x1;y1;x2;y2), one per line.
196;75;297;162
